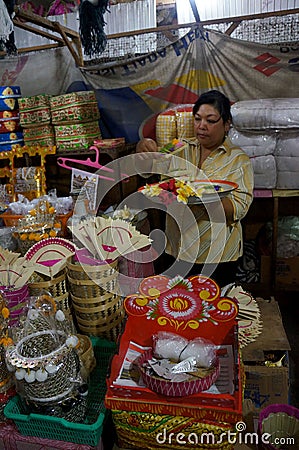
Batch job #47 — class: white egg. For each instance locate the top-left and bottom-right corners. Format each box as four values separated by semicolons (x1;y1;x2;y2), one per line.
66;336;79;348
15;368;26;380
24;370;36;383
55;310;65;322
45;363;58;374
35;369;48;382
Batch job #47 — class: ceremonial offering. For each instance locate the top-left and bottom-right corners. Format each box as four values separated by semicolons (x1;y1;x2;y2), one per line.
12;200;63;255
139;178;238;204
4;337;116;445
159;138;186;153
5;294;87;422
138;339;220;397
106;274;242;426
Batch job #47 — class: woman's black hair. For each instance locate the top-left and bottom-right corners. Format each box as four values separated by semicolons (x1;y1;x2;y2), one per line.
192;90;232;122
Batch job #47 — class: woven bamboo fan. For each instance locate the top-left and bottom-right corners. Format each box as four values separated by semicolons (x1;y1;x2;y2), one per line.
66;256;125;341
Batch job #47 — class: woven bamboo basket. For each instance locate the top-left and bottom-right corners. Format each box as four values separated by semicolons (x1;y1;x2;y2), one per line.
66;256;125;341
28;270;77;333
76;334;96;378
0;345;14;394
12;330;80;402
29;270;68;309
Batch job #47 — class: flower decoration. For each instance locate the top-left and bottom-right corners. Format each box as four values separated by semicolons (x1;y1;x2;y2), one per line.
159;139;186;153
140;178;223;205
124;275;238;332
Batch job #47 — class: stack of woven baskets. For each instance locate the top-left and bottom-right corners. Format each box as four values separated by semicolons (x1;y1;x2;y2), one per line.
66;256;124;342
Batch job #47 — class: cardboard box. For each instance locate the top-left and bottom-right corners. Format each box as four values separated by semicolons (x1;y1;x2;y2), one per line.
242;298;290;412
276;256;299;287
244;365;289;410
260;255;299;288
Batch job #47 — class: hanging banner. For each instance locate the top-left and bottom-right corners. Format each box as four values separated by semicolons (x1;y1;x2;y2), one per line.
0;47;83;97
81;26;299;142
0;26;298;144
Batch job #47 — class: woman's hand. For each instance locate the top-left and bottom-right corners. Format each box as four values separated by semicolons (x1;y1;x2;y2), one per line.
136;138;158;153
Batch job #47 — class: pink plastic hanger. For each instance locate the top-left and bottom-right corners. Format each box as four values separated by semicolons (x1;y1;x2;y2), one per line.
57;145;128;181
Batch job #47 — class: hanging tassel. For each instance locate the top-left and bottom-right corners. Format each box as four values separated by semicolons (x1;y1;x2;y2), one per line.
79;0;110;58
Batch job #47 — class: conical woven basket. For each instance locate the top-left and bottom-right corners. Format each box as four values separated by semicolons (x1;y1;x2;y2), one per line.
66;256;125;341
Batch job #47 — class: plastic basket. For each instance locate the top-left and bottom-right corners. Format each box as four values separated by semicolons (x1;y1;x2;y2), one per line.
4;337;116;446
0;211;72;237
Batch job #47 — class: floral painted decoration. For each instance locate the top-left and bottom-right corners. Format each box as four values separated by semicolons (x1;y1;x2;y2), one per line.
124;274;238;332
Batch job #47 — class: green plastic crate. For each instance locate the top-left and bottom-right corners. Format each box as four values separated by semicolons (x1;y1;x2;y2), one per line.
4;337;116;446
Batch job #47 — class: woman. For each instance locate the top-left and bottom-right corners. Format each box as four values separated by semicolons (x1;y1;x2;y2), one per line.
136;90;254;287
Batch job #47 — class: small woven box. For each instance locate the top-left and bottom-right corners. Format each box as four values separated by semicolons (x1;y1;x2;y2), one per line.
19;94;51;128
24;124;55;146
55;121;101;150
156;111;177;147
50;91;100;125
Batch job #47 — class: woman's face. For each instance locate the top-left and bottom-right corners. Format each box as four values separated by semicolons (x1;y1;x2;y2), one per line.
193;104;230;150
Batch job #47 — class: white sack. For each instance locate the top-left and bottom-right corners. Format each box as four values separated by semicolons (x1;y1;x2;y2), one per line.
250;155;277;189
231;98;299;131
229;128;277;157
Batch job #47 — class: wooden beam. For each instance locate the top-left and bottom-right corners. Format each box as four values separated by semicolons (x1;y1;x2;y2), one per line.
53;22;82;67
13;18;65;45
105;8;299;39
225;20;242;36
0;43;61;58
14;6;80;40
188;0;201;23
